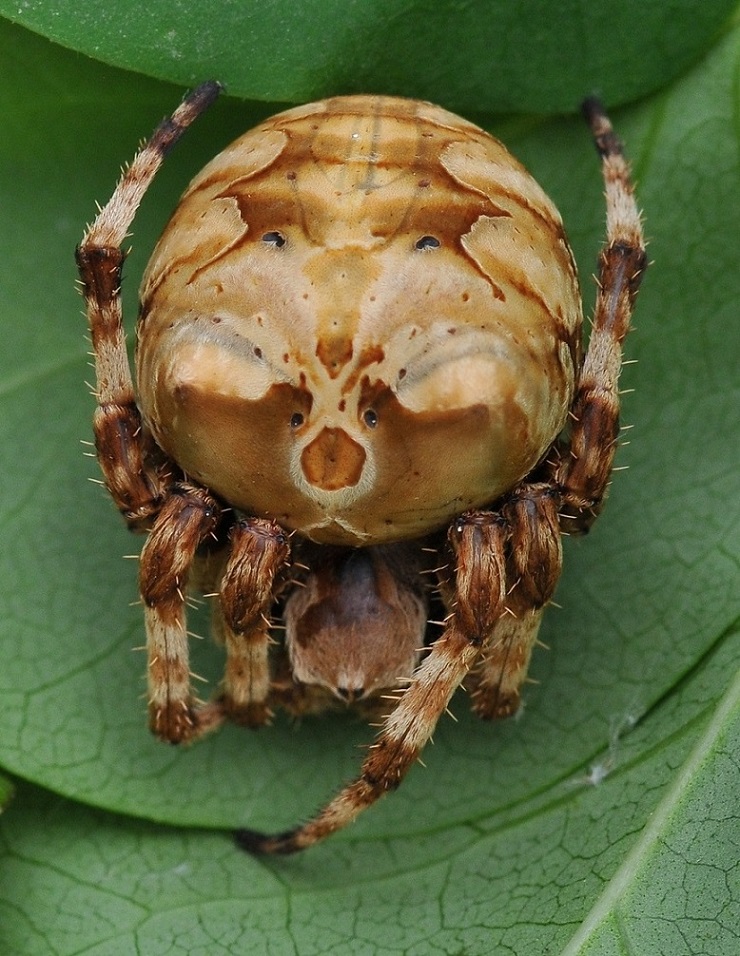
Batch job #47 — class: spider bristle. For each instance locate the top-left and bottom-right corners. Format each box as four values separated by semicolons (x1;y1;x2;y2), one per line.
535;638;551;650
189;670;209;683
186;630;205;640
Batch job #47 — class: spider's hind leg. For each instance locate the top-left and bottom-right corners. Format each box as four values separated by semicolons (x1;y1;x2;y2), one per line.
555;98;647;533
76;82;222;533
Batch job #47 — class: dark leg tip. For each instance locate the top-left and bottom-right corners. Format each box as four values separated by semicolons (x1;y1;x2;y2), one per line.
580;95;623;159
581;94;605;125
188;80;225;110
234;827;301;856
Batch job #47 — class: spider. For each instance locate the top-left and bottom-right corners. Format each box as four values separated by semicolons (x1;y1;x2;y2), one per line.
76;82;646;854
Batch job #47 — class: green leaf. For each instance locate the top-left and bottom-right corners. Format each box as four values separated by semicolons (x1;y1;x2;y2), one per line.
1;638;738;954
0;0;735;113
0;8;739;955
0;775;13;812
562;663;740;956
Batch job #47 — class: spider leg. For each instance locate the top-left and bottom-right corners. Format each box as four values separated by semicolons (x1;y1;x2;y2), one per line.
236;513;507;854
139;483;221;743
215;518;291;728
465;483;562;719
555;98;647;532
466;608;546;719
75;82;221;530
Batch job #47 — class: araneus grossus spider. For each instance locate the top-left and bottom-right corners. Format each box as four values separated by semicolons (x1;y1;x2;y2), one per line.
76;83;646;854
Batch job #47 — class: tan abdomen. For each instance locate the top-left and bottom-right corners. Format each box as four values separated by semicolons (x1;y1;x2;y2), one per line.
136;96;582;545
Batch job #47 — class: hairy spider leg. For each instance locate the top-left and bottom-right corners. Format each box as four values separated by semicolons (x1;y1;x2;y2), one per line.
555;98;647;531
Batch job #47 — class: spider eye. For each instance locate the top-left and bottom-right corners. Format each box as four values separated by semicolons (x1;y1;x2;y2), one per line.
415;235;440;251
262;231;286;248
363;409;378;428
290;412;305;428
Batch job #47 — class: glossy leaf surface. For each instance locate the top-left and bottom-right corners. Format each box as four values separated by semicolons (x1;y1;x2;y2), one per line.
0;0;736;112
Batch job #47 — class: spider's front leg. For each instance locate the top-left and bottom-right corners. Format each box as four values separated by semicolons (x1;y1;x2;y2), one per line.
214;518;291;728
236;513;508;855
464;483;562;720
139;483;222;743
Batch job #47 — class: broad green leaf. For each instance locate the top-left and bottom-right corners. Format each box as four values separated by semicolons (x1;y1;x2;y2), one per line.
1;636;737;954
0;9;739;956
562;663;740;956
0;775;13;811
0;0;735;113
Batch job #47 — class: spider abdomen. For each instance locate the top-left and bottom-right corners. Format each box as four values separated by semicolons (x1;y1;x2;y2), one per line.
136;95;582;545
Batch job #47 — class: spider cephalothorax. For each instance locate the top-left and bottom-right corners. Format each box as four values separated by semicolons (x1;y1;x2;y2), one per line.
77;84;645;854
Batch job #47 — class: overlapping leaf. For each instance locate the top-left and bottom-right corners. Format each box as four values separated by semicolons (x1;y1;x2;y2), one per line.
0;0;735;112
